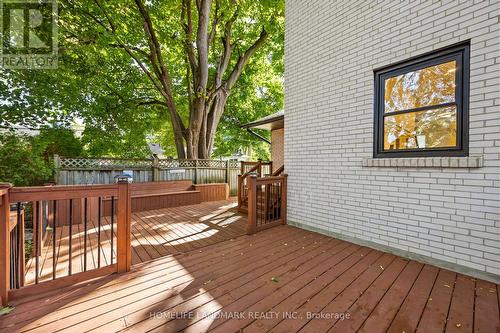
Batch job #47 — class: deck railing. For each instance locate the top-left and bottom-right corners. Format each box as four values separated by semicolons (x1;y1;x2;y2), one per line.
240;160;272;176
246;174;287;234
237;161;273;212
0;181;132;306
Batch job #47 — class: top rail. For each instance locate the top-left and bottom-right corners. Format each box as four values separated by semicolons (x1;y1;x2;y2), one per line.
9;184;119;202
272;165;285;176
241;163;262;179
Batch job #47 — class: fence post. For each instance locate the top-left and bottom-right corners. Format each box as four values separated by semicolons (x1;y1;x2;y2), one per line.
225;160;230;183
194;160;198;184
53;154;61;184
282;174;288;225
152;155;160;182
246;175;257;235
116;179;131;273
0;183;12;306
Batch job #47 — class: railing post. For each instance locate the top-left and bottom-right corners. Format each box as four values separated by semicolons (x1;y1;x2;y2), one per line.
0;183;12;306
282;174;288;225
246;174;257;235
237;174;242;209
152;155;160;182
116;179;131;273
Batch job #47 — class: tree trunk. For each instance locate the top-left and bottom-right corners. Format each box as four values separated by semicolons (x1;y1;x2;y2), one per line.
121;1;268;160
204;91;228;157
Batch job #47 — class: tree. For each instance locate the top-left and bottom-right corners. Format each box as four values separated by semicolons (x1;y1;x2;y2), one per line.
0;1;284;159
0;128;85;186
77;0;283;159
0;133;51;186
34;127;84;159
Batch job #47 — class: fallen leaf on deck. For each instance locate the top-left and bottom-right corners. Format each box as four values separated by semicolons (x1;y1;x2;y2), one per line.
271;277;279;283
0;306;14;316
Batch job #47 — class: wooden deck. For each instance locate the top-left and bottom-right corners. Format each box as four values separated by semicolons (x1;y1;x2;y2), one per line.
24;199;247;285
2;225;498;333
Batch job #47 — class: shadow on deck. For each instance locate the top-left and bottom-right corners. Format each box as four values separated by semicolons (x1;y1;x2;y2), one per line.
24;198;247;285
1;224;498;333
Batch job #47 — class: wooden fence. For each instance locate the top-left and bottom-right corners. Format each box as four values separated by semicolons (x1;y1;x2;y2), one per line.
54;156;259;196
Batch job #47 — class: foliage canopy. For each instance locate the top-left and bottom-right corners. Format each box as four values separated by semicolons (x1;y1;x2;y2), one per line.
0;0;284;159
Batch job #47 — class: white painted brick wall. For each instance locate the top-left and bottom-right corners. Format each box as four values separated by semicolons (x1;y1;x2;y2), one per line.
284;0;500;276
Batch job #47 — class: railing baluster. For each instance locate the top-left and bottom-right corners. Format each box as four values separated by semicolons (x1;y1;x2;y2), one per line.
111;196;114;264
10;223;15;289
16;203;22;288
271;183;275;221
278;181;282;219
263;185;266;225
68;199;73;276
98;197;101;268
35;201;39;284
52;200;56;280
84;198;87;272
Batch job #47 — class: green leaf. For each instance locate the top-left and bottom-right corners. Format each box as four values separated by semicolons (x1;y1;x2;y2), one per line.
0;306;15;316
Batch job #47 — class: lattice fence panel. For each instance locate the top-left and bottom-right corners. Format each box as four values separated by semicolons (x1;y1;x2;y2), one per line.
60;157;152;170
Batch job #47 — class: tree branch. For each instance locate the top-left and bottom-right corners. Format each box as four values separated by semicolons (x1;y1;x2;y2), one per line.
207;0;220;52
226;28;268;89
195;0;213;93
134;0;187;135
214;8;237;89
93;0;165;98
182;0;198;82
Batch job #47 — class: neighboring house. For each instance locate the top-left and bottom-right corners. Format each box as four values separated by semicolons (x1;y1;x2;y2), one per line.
242;111;285;173
285;1;499;282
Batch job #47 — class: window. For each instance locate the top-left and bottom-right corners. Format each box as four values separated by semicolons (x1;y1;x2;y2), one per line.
374;42;469;158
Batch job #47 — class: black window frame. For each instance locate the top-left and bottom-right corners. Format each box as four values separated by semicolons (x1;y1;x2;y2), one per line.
373;41;470;158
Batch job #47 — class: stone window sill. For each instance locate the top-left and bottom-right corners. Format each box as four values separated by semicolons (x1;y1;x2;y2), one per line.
363;156;483;168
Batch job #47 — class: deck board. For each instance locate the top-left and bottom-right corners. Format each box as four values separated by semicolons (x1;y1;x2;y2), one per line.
2;214;498;333
23;199;247;285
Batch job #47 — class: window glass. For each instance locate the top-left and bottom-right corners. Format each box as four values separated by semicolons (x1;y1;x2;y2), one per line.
384;60;456;113
384;106;457;150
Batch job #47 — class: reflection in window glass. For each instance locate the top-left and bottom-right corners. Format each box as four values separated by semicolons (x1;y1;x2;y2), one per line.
384;107;457;150
384;60;456;113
